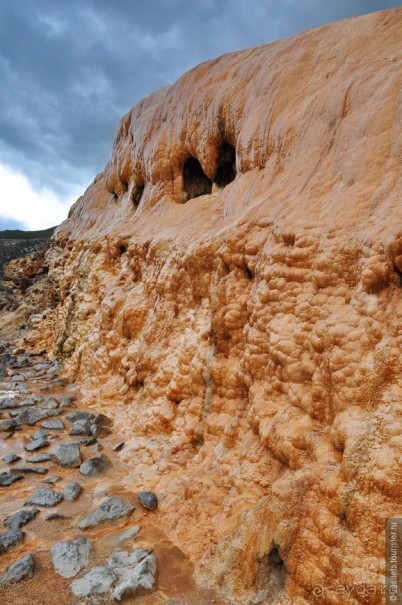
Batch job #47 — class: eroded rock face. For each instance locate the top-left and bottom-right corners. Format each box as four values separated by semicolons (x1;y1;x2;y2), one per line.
22;8;402;605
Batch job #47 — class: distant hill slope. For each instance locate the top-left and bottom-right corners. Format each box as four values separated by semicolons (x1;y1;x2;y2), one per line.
0;227;56;240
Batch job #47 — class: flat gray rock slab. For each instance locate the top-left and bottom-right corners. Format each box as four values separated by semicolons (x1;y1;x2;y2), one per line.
26;453;51;463
107;548;152;579
71;566;116;597
79;455;110;477
79;497;134;530
42;476;61;484
41;418;64;430
11;466;48;475
66;411;95;424
64;482;82;501
25;486;63;507
70;420;92;436
2;453;21;464
41;398;59;409
137;491;158;511
52;443;82;468
0;527;23;553
24;437;49;452
111;553;157;601
4;508;39;529
30;429;48;441
0;553;34;585
50;537;92;578
0;473;23;486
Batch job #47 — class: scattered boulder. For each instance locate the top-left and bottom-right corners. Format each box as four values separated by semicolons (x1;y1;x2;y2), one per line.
64;482;82;501
25;486;63;507
107;548;152;578
0;553;34;585
11;466;48;475
2;453;20;464
50;537;92;578
0;473;23;486
41;398;59;409
52;443;82;468
41;418;64;430
66;411;95;424
70;419;92;436
71;566;116;597
137;491;158;511
79;497;134;530
94;413;112;427
29;429;48;441
42;476;61;484
89;423;112;438
74;437;96;446
0;418;18;432
26;453;51;463
24;436;49;452
79;454;110;477
111;552;157;601
4;508;39;529
16;407;52;426
0;528;24;553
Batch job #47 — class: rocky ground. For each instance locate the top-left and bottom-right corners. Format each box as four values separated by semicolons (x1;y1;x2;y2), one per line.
0;340;223;604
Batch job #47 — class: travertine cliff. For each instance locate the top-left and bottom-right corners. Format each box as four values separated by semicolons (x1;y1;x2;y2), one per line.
28;9;402;604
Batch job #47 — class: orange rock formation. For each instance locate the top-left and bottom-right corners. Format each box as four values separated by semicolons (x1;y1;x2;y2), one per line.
30;8;402;604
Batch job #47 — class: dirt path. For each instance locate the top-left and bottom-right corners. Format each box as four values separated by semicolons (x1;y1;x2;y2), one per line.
0;341;223;605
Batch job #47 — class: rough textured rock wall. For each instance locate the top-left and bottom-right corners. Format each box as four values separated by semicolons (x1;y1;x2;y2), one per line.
32;9;401;604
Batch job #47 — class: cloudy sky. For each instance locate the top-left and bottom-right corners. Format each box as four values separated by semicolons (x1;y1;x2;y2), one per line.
0;0;399;230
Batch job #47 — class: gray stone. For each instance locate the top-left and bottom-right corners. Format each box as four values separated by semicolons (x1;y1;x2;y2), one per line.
26;453;51;463
52;443;82;468
89;423;112;438
30;429;48;441
0;474;23;486
41;398;59;409
71;566;116;597
0;527;24;553
42;476;61;484
50;537;92;578
64;482;82;501
66;411;95;424
79;455;110;477
0;554;34;585
70;419;92;436
79;497;134;530
111;553;157;601
41;418;64;430
24;437;49;452
59;396;75;407
0;418;18;432
16;407;61;426
137;491;158;511
11;466;48;475
74;437;96;446
45;513;66;520
2;453;20;464
89;443;103;452
4;508;39;529
107;548;152;578
25;486;63;507
11;374;25;382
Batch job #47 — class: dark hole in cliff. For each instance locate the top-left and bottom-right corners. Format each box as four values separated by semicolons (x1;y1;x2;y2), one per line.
119;245;127;255
131;184;144;208
257;544;288;596
244;266;254;279
393;262;402;286
182;157;212;202
214;142;236;187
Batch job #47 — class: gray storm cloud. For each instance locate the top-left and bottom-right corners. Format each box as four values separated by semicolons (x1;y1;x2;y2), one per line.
0;0;399;228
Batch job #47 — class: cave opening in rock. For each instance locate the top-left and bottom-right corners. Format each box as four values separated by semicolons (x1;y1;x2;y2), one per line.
182;157;212;202
130;184;144;209
393;262;402;286
214;142;236;187
257;544;288;597
119;245;127;255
